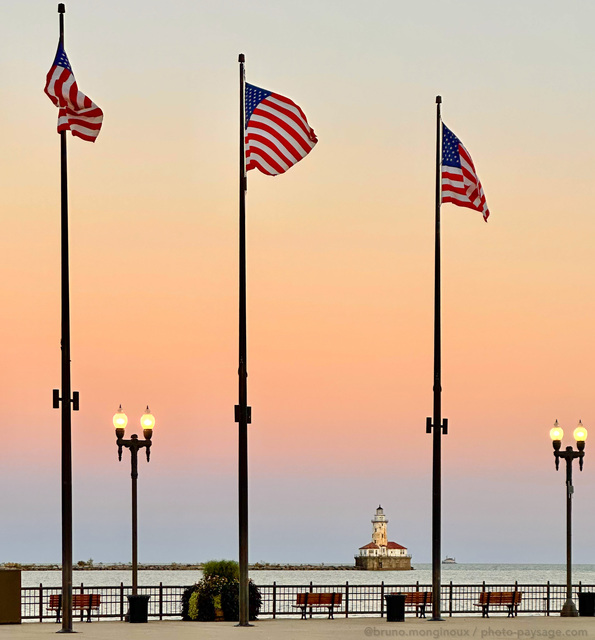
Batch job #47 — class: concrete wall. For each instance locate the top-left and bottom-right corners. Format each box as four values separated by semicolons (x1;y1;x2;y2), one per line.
354;556;412;571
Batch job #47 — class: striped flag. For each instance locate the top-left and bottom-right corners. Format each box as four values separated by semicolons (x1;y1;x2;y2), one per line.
441;124;489;221
44;42;103;142
245;83;317;176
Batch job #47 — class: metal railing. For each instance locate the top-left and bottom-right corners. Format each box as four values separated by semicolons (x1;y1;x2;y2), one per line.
20;582;595;622
21;583;182;622
259;582;593;618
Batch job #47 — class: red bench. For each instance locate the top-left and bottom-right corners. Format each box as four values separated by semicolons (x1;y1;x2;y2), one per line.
295;592;342;619
475;591;522;617
48;593;101;623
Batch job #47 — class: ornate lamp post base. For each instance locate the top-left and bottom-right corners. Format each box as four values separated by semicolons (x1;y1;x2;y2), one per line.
561;599;578;617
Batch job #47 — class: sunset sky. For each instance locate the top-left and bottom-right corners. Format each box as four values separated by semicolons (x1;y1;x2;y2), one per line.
1;0;595;566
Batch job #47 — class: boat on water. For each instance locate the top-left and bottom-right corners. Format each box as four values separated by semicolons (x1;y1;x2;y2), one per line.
442;556;457;564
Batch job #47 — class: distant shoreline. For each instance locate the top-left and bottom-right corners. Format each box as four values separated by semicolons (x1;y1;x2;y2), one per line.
1;563;363;572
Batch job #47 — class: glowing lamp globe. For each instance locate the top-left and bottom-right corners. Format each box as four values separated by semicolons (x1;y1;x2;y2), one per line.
550;422;563;442
574;422;587;442
113;406;128;431
141;406;155;431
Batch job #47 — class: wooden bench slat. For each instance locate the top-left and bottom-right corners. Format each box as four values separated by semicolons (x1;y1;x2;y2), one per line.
47;593;101;623
295;592;342;619
475;591;522;618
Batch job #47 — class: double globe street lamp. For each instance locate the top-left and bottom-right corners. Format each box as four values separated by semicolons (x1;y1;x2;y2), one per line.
114;405;155;619
549;420;587;617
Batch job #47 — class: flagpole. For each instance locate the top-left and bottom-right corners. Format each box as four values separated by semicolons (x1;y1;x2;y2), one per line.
236;52;252;627
53;3;75;633
429;94;446;622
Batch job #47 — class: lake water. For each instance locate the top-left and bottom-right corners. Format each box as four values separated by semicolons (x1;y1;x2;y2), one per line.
20;564;595;588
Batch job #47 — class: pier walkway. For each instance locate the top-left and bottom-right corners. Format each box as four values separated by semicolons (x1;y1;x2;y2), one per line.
1;615;594;640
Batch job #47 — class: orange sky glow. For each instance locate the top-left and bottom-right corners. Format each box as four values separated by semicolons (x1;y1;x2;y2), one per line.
1;0;595;565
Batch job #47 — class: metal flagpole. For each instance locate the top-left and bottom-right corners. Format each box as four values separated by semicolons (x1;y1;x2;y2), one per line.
51;3;80;632
56;3;74;633
428;94;447;622
236;52;252;627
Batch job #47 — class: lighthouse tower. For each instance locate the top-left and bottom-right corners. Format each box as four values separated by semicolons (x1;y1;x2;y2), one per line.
371;506;388;547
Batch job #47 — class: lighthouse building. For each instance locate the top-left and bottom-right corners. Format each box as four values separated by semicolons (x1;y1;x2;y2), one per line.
355;506;412;570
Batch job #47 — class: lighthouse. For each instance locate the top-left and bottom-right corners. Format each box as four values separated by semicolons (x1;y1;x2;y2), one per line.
355;505;412;570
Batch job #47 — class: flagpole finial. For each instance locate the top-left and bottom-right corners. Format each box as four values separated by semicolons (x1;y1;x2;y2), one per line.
58;3;65;13
239;53;245;63
436;95;442;104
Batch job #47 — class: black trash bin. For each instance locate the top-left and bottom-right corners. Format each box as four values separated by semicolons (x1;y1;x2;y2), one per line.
578;593;595;617
127;594;150;623
385;594;406;622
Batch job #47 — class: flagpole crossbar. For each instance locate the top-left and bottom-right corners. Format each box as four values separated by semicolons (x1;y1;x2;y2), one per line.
426;418;448;435
52;390;80;411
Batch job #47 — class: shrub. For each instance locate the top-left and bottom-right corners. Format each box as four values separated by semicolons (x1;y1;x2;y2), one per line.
249;580;262;621
202;560;240;582
181;585;194;620
182;560;261;622
220;580;261;621
187;591;199;621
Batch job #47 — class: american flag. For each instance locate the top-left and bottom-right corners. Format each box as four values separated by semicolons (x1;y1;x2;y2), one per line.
44;43;103;142
441;124;489;221
245;83;317;176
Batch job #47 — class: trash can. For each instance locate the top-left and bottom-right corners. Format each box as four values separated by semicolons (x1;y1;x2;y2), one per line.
384;594;406;622
0;570;21;624
127;594;150;623
578;593;595;617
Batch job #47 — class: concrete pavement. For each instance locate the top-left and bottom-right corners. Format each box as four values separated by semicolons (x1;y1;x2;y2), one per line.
1;616;594;640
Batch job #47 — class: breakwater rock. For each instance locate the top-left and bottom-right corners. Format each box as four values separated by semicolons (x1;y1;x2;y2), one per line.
1;562;362;572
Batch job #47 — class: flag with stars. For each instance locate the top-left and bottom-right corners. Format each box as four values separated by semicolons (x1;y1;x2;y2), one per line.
245;83;317;176
441;124;489;221
44;42;103;142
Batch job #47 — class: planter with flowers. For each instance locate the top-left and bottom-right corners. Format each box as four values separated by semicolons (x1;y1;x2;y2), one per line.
182;560;262;622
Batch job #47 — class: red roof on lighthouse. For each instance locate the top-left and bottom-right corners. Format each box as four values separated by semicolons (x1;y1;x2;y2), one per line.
359;542;380;550
387;541;407;550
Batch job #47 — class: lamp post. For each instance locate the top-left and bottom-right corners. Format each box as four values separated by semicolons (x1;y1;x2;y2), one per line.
114;405;155;596
550;419;587;617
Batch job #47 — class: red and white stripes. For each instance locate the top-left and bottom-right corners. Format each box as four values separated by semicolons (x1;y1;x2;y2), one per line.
245;85;317;176
45;53;103;143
